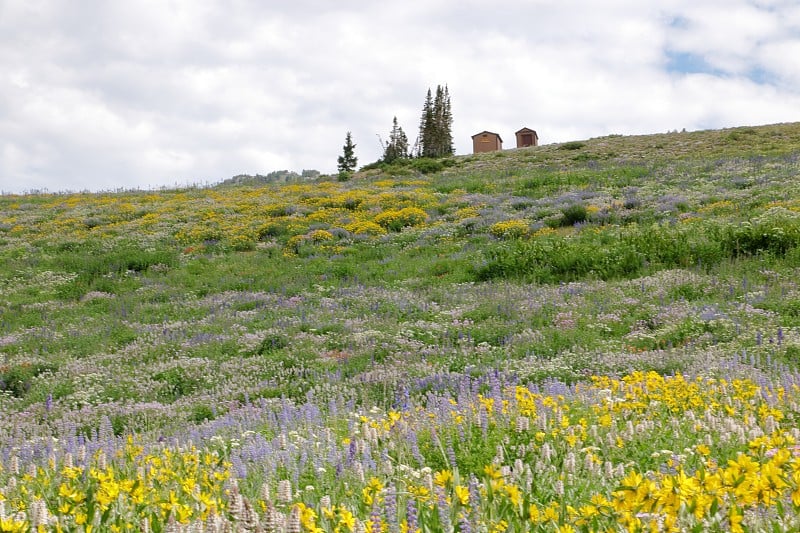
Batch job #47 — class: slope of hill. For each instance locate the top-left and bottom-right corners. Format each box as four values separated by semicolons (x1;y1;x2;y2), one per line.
1;123;800;530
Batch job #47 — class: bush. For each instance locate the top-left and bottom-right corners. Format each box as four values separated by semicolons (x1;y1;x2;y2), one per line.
345;221;387;236
559;141;586;150
188;404;216;424
719;208;800;257
257;334;289;354
374;207;428;231
152;368;203;402
0;362;57;398
560;204;589;226
410;158;447;174
489;219;530;239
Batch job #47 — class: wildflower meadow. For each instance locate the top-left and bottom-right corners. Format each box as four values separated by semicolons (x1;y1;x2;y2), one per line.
2;123;800;531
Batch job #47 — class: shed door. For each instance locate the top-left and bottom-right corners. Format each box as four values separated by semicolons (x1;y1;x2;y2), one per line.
521;134;533;146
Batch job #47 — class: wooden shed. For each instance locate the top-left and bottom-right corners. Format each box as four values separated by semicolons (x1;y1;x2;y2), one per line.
472;131;503;153
516;127;539;148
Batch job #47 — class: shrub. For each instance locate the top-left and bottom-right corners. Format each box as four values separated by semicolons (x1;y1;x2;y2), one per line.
489;219;530;239
345;221;387;236
374;207;428;231
719;207;800;257
410;158;448;174
560;204;589;226
0;362;57;398
152;368;203;401
257;222;288;240
308;229;335;243
257;333;289;354
559;141;586;150
188;404;216;424
225;233;256;251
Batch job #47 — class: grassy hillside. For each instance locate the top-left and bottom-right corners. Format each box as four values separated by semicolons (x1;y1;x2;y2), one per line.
2;123;800;530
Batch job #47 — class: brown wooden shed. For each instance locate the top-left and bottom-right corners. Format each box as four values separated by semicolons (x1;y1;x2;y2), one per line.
472;131;503;153
516;127;539;148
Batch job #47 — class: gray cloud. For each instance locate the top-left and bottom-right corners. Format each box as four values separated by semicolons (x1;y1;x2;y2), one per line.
1;0;799;193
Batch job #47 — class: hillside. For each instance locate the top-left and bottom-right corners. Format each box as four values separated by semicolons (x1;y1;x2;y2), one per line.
1;122;800;530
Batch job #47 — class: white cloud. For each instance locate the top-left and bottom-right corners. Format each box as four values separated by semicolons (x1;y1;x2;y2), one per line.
1;0;799;193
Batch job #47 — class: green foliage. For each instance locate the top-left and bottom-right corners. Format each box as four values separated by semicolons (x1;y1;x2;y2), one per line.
257;334;289;354
719;207;800;257
53;243;178;298
152;368;203;402
559;141;586;150
410;157;446;174
0;362;57;398
560;203;589;226
477;233;644;283
188;404;216;424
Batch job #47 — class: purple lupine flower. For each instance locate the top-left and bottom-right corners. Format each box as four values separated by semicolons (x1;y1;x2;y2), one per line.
458;512;472;533
436;486;452;532
406;497;418;533
348;438;357;463
468;473;481;522
370;501;383;533
385;483;399;533
407;428;424;466
446;438;457;469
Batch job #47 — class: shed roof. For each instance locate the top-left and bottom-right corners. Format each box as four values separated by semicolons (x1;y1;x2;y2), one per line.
515;127;537;135
472;130;503;142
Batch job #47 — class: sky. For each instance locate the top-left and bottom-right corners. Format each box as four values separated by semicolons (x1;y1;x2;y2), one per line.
1;1;800;194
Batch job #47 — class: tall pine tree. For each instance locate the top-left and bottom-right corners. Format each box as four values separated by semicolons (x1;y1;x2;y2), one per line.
417;89;435;158
417;85;453;158
436;85;453;157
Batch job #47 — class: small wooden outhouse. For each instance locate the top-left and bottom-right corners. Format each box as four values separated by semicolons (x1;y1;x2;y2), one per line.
472;131;503;153
515;127;539;148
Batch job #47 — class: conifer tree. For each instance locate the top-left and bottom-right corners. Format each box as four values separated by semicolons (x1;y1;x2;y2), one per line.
417;85;453;158
383;116;409;163
417;89;435;158
337;131;357;173
435;85;453;156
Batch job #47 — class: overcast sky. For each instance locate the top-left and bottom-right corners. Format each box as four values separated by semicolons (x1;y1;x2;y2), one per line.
1;1;799;193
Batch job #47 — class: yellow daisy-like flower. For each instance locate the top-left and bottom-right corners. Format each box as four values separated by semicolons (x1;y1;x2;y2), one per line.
454;485;470;506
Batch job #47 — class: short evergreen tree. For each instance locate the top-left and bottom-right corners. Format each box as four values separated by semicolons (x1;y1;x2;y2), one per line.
337;132;358;173
383;117;409;163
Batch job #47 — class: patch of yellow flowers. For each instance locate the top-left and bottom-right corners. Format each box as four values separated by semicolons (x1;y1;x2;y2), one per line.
1;438;231;531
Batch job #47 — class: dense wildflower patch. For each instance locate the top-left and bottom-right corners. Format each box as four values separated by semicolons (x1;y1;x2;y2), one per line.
3;371;800;530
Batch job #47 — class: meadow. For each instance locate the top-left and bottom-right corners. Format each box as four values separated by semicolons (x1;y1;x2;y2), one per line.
2;123;800;531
